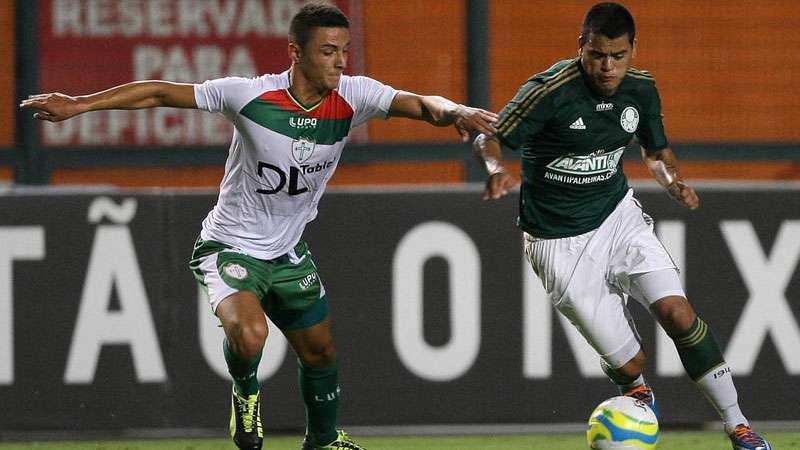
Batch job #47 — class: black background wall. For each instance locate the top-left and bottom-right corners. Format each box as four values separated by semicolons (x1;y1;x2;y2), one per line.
0;187;797;433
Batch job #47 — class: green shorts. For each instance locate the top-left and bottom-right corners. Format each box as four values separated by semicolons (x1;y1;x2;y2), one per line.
189;238;329;331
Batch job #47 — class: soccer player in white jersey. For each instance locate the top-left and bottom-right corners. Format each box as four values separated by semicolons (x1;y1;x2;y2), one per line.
21;3;497;449
472;3;770;450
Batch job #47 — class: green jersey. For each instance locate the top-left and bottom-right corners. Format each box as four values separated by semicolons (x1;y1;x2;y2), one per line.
496;59;668;238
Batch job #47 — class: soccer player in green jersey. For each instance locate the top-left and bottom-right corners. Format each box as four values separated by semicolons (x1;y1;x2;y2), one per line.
473;3;771;450
22;3;497;450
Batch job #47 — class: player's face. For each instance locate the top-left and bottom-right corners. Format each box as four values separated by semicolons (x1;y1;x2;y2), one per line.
296;26;350;91
579;32;635;97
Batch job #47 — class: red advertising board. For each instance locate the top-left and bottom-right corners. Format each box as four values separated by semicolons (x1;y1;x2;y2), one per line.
0;1;13;148
38;0;361;147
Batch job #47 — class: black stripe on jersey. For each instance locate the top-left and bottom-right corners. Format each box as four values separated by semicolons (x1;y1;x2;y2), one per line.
497;64;580;137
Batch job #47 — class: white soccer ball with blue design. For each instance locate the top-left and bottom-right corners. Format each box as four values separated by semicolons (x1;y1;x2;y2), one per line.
586;396;660;449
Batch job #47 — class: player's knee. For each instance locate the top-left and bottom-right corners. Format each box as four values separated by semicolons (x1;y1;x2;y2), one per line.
654;296;696;336
301;340;338;368
227;320;268;360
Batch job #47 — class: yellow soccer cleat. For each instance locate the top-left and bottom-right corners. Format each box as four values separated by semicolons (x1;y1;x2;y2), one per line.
230;387;263;450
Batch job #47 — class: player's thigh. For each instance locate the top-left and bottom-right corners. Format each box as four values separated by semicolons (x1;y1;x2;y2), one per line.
526;233;642;369
264;240;330;332
612;197;679;296
216;291;267;333
628;268;685;308
560;261;642;368
189;238;271;313
214;290;270;358
524;230;596;301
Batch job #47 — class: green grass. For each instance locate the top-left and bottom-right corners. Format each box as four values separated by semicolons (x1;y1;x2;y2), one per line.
0;431;798;450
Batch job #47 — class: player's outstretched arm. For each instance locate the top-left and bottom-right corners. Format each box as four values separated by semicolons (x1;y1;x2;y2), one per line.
19;81;197;122
641;145;699;210
388;91;498;142
473;133;519;201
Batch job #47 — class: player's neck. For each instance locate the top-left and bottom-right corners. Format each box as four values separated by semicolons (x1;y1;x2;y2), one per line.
288;65;331;107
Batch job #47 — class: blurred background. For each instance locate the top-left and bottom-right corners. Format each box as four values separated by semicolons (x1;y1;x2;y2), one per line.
5;0;799;187
1;0;798;441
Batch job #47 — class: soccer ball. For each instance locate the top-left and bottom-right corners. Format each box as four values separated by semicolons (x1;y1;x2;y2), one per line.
586;396;660;449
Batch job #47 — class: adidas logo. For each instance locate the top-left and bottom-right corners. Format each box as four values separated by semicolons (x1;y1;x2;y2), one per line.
569;117;586;130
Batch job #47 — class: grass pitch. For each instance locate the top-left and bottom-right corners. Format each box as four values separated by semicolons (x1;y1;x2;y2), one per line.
0;431;798;450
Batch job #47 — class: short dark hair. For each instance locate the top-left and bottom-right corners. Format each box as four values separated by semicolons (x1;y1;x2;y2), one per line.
580;2;635;45
289;2;350;49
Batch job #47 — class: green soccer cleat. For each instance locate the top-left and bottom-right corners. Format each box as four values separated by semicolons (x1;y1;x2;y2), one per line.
301;430;366;450
229;387;263;450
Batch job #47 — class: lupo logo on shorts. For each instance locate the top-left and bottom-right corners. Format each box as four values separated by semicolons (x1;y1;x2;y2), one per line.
224;263;249;280
299;272;318;290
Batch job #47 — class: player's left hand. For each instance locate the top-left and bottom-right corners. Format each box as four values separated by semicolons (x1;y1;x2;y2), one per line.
482;171;519;201
453;106;498;142
668;180;699;210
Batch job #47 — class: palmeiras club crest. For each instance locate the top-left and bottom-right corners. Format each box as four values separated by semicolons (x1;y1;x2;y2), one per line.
620;106;640;133
292;136;316;163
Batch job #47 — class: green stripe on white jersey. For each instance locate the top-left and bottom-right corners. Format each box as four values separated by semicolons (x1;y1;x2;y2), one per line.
194;72;397;259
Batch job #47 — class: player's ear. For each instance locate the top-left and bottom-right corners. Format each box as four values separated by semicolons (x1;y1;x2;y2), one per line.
577;35;585;57
631;38;638;58
289;42;302;64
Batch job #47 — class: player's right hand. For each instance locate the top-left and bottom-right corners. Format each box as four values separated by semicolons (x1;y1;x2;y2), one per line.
19;93;85;122
482;171;519;201
667;180;700;210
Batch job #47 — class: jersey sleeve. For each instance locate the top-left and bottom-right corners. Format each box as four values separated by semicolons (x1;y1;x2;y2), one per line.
495;80;553;150
342;76;399;128
194;77;259;119
635;82;669;151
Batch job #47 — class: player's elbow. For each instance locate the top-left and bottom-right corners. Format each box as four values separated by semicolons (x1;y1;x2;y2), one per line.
156;81;196;108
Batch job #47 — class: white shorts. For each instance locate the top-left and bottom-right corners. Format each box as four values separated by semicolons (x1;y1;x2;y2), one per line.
524;189;685;369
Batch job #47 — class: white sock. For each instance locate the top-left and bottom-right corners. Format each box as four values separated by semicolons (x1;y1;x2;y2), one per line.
695;364;748;434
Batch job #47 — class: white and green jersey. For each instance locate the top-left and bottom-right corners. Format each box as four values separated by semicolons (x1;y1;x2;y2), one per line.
194;72;397;260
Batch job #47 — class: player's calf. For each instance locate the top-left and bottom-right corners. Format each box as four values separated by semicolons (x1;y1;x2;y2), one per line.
601;357;660;419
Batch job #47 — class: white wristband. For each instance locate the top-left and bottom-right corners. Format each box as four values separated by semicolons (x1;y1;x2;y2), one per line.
473;134;506;176
484;157;506;176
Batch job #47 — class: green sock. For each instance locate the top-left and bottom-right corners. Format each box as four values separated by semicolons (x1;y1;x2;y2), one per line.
223;338;261;396
299;358;339;446
672;317;747;429
672;317;725;381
